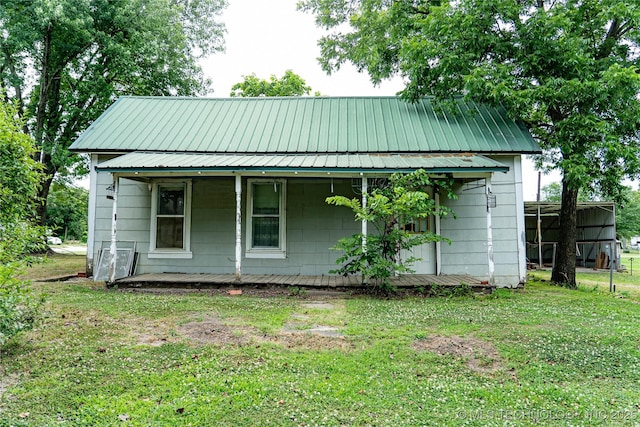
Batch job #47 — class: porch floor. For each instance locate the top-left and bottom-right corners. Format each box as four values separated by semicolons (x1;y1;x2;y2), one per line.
114;273;491;292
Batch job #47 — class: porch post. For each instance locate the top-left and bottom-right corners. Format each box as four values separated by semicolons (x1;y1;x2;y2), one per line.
108;175;119;284
361;176;368;252
486;176;495;285
513;156;528;283
235;175;242;281
86;154;98;276
435;193;442;275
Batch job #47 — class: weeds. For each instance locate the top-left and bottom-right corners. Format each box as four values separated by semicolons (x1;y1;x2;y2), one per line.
287;286;307;297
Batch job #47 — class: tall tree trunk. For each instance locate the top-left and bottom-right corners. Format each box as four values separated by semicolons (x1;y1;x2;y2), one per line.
36;172;55;227
551;179;579;288
35;26;53;149
33;25;58;227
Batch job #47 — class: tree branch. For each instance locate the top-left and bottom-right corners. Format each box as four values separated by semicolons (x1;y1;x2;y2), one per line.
596;19;622;60
1;46;26;125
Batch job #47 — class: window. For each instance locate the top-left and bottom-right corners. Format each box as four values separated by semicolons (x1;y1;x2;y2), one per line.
149;181;192;258
402;216;431;234
246;179;286;258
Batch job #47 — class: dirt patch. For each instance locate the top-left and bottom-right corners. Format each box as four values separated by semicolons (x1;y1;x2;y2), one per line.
134;332;170;347
413;335;502;374
301;301;337;310
282;322;344;338
0;373;19;400
176;316;351;350
272;333;353;351
177;316;262;346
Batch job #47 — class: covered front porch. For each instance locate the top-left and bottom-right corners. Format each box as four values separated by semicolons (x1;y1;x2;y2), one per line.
113;272;492;292
95;152;507;285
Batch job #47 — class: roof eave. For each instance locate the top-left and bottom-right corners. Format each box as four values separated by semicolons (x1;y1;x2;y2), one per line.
77;148;541;155
97;166;510;174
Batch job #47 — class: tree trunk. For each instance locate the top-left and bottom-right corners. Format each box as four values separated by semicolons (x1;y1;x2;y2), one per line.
551;179;579;288
36;173;55;227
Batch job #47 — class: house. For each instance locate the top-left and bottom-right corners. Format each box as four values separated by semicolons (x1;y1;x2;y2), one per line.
69;96;540;287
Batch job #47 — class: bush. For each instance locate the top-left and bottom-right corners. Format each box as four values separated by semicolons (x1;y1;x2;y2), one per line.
0;99;45;347
0;263;42;347
327;170;455;293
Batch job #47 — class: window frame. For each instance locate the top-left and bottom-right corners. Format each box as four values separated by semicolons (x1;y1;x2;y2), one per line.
149;180;192;259
402;216;431;234
246;178;287;259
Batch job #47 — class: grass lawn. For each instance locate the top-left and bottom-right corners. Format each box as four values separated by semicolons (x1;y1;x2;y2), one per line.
528;252;640;298
1;256;639;426
18;253;86;281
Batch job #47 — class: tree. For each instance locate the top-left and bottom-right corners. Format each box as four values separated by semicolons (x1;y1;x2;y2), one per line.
0;0;226;226
299;0;640;288
616;187;640;240
0;100;44;261
46;182;89;242
0;99;43;346
542;182;594;203
230;70;314;97
326;170;454;293
542;183;563;203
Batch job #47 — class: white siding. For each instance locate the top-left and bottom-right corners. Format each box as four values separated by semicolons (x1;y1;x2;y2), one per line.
92;160;361;276
440;155;524;287
91;154;526;285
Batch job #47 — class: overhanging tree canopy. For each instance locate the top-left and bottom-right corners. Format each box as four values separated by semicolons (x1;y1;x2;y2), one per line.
0;0;226;224
299;0;640;287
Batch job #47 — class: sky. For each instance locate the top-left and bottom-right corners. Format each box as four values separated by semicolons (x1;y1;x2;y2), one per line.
198;0;559;200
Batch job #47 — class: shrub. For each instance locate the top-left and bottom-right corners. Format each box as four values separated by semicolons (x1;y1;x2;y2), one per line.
0;263;42;347
0;99;45;346
327;170;456;293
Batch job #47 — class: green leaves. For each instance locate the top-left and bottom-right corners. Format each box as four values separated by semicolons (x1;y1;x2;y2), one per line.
230;70;314;97
0;263;42;347
0;99;44;346
46;182;89;242
616;187;640;239
300;0;640;287
0;0;227;221
301;0;640;198
326;170;454;293
0;100;45;263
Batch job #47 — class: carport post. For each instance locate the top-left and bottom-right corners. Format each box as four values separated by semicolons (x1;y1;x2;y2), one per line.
235;175;242;281
610;239;615;292
108;175;119;284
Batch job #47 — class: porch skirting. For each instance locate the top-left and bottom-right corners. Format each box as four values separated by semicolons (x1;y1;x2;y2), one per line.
113;273;492;292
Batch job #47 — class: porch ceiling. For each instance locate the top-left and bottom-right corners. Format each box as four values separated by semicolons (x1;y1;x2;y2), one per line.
96;152;509;174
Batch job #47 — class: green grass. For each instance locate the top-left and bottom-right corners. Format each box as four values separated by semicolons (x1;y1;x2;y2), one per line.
1;263;639;426
529;253;640;297
19;253;86;281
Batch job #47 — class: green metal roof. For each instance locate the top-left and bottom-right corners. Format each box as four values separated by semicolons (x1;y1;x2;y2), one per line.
96;152;509;174
70;96;540;154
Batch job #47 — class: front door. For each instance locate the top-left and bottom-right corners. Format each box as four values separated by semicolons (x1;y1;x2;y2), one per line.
401;216;436;274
